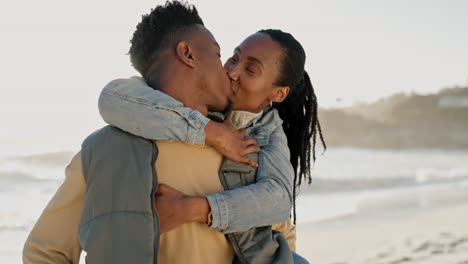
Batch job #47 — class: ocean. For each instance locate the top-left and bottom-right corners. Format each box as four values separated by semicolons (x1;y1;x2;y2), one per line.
1;145;468;263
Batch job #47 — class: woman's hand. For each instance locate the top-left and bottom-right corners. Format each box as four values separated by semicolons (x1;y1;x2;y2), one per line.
205;118;260;168
155;184;211;234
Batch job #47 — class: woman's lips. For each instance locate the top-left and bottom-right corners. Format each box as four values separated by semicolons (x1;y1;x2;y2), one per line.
231;82;238;95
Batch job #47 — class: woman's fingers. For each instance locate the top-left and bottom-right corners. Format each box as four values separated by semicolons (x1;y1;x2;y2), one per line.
207;119;259;168
237;156;259;168
243;145;260;155
243;137;257;147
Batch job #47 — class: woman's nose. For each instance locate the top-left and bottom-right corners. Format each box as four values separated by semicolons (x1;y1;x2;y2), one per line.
225;65;239;81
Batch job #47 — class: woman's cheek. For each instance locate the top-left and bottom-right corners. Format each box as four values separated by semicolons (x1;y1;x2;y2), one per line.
241;77;257;96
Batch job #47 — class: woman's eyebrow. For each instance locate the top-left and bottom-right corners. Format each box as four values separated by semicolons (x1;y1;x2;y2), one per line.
247;56;264;67
235;47;264;67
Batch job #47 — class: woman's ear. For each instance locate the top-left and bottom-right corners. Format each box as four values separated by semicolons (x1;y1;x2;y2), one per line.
270;86;290;103
175;41;196;68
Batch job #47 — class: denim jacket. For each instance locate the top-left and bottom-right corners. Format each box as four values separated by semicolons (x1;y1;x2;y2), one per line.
98;76;294;233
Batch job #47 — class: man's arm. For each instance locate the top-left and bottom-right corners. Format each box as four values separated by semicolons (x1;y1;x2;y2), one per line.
23;152;85;264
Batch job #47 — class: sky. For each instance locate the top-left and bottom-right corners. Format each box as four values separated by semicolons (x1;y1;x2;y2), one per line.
0;0;467;151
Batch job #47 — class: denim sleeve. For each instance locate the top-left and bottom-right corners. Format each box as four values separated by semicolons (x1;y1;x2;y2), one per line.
98;77;209;145
205;125;294;233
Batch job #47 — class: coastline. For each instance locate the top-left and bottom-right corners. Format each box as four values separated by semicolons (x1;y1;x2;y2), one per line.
1;148;468;263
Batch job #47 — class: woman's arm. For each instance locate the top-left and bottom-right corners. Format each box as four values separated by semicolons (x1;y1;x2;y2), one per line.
206;122;294;233
153;122;294;233
99;77;259;167
99;77;209;144
100;78;292;231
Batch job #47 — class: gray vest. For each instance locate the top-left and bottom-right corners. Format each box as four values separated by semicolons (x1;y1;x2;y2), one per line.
79;126;292;264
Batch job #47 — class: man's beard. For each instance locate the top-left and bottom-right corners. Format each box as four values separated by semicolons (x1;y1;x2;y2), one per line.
207;99;233;123
221;98;233;117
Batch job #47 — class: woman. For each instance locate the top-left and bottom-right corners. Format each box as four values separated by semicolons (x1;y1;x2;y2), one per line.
99;29;325;263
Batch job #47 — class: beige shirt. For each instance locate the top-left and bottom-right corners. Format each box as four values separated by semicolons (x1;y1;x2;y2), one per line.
23;142;296;263
156;142;234;263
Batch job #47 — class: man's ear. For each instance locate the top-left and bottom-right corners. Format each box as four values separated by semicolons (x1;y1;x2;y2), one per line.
175;41;196;68
270;86;290;103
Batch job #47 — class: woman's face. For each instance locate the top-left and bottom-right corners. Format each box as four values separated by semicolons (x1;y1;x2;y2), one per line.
224;33;289;113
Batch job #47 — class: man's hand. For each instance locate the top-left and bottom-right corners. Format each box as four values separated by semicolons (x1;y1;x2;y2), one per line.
155;184;211;234
205;118;260;168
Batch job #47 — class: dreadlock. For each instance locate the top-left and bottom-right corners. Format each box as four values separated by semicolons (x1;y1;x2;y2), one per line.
258;29;326;224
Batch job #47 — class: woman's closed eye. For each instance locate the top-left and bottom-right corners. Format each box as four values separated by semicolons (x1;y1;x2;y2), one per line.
245;64;259;74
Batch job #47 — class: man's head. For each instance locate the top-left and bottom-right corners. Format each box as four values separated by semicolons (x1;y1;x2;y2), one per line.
129;1;232;113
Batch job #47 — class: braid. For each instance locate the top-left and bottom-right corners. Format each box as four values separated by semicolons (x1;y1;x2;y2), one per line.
259;29;326;224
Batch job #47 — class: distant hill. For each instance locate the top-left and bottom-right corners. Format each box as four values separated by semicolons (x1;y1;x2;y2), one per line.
318;86;468;149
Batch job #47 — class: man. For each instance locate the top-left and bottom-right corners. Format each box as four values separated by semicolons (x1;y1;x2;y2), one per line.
23;1;294;263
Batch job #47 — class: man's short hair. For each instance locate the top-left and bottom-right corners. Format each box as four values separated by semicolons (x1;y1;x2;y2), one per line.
129;1;204;76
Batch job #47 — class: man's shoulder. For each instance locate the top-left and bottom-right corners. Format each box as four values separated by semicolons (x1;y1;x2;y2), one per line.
80;126;156;177
83;126;152;148
155;141;222;168
155;141;219;156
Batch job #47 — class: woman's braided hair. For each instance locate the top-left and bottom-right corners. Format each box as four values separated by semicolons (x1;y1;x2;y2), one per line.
258;29;326;224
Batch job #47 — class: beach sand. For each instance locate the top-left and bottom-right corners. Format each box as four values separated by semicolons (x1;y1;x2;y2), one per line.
296;201;468;264
2;197;468;264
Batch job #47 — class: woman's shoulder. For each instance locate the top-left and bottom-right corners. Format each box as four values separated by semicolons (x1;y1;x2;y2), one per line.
245;107;284;146
254;107;283;131
246;107;288;149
